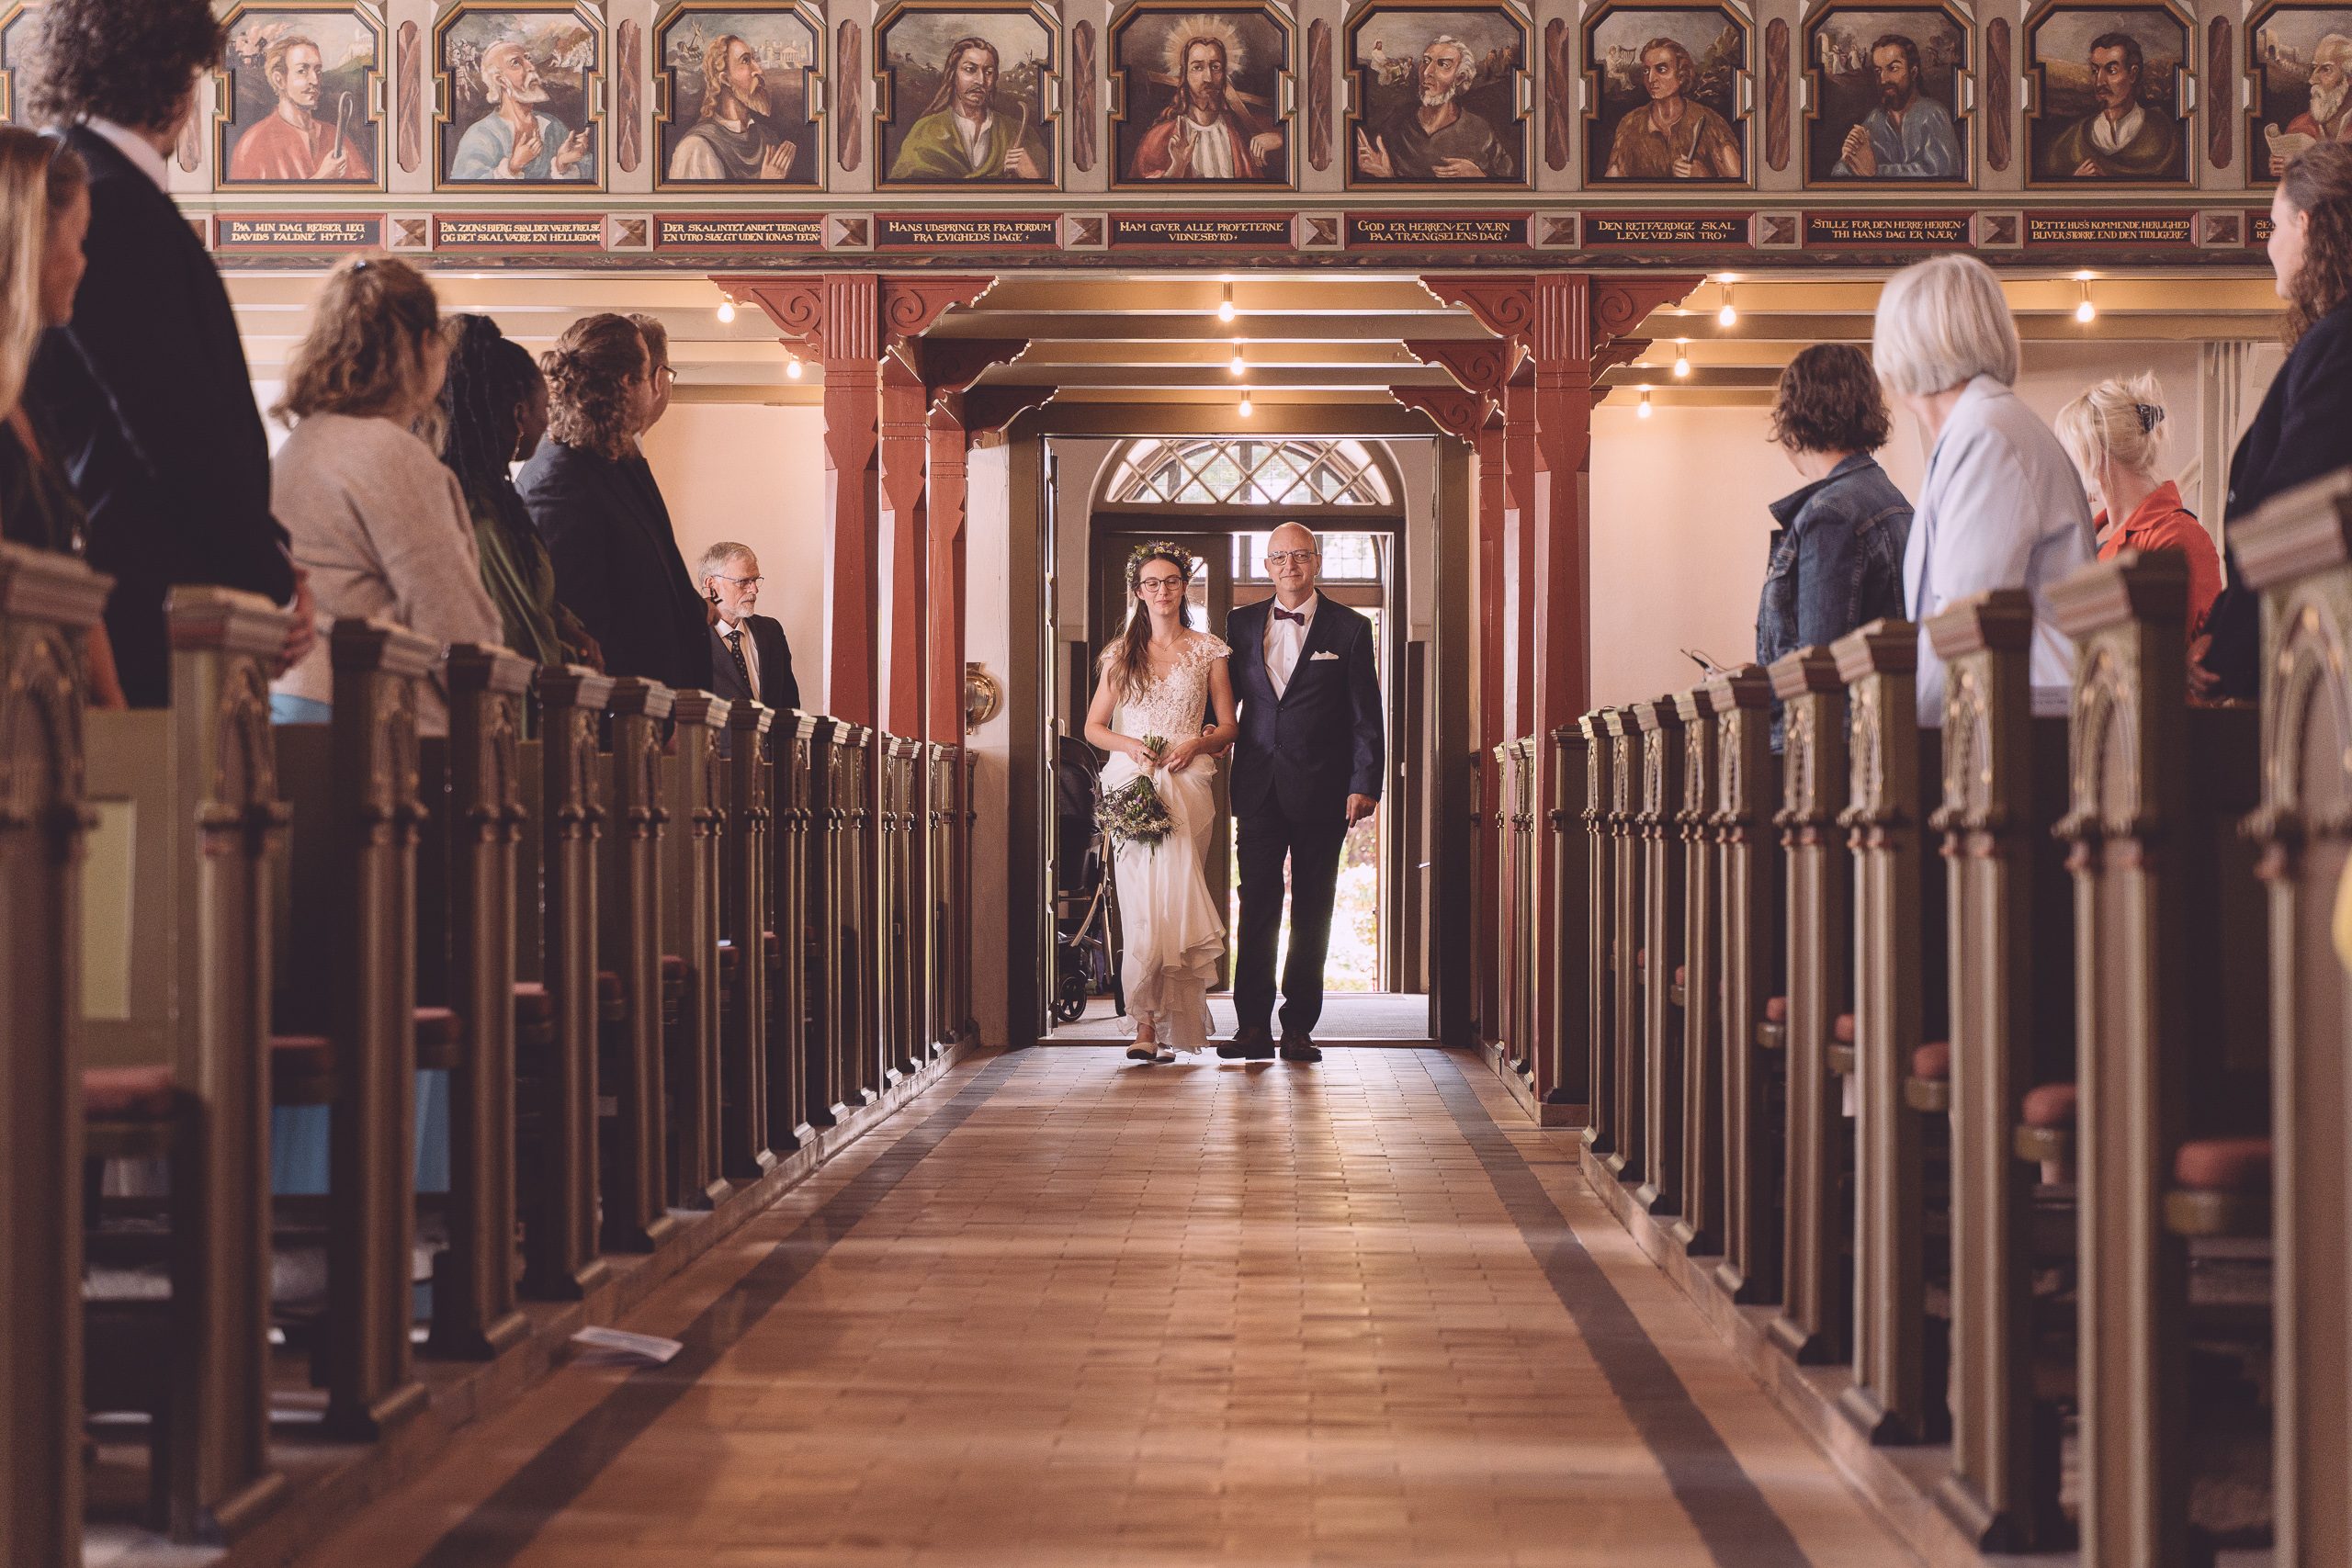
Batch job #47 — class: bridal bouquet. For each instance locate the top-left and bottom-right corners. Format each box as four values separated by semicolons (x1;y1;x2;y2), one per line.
1097;736;1176;848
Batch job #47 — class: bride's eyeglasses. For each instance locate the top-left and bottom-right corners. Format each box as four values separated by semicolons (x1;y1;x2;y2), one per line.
1135;573;1187;592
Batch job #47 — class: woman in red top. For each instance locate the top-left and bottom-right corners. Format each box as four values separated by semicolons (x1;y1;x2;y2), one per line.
2055;372;2224;642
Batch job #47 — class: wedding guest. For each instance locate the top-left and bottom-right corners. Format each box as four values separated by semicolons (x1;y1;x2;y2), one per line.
700;541;798;712
517;314;709;691
2055;372;2222;643
438;312;601;669
266;256;502;732
1873;254;2096;725
0;127;123;705
21;0;311;705
2199;144;2352;700
628;311;676;437
1755;343;1912;750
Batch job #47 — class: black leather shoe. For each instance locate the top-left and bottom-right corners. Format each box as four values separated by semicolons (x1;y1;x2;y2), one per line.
1217;1027;1275;1060
1279;1037;1322;1063
1126;1044;1159;1063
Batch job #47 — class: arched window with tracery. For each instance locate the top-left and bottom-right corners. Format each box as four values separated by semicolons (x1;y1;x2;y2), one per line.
1100;437;1397;509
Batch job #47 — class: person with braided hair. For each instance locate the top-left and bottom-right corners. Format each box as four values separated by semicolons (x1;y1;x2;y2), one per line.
438;313;601;671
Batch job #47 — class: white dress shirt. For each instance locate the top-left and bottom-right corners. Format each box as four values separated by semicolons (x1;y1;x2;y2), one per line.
1903;376;2096;726
86;118;171;191
717;615;763;702
1262;592;1317;697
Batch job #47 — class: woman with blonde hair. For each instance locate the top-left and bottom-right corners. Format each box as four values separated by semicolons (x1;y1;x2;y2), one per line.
0;125;124;704
1873;253;2095;725
2054;372;2222;641
266;254;502;729
515;313;709;690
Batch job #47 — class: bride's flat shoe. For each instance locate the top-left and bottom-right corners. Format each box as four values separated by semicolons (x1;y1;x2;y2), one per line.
1126;1044;1159;1063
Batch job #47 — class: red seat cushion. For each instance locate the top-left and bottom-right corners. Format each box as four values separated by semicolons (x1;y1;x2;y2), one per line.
1913;1041;1951;1081
414;1006;465;1049
270;1034;334;1075
717;941;741;980
1833;1013;1856;1044
763;929;782;967
1635;946;1647;972
596;970;625;1007
2021;1081;2077;1129
2175;1137;2272;1194
84;1066;175;1121
661;953;688;986
1764;995;1788;1025
512;982;555;1025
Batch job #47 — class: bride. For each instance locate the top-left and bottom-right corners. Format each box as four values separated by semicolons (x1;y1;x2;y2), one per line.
1083;543;1238;1063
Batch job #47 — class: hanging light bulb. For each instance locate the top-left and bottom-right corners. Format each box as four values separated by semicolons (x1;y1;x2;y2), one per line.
1637;385;1654;419
785;353;804;380
1238;387;1254;418
717;297;737;324
1673;341;1690;378
2075;271;2098;324
1716;275;1738;327
1217;283;1238;325
1229;339;1246;377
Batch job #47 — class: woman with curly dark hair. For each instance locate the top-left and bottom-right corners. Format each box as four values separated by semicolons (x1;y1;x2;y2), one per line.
438;313;601;670
2199;142;2352;700
515;314;710;690
1754;342;1914;749
19;0;312;706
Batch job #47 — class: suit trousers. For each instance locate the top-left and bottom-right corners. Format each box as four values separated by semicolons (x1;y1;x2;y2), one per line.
1232;796;1350;1037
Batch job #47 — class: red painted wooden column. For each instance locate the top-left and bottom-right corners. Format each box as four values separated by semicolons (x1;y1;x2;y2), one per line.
881;355;932;738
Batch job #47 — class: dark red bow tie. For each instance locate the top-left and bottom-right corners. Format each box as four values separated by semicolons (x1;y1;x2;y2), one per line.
1272;606;1306;626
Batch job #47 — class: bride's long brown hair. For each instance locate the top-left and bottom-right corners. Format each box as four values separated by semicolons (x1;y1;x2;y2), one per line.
1103;542;1193;700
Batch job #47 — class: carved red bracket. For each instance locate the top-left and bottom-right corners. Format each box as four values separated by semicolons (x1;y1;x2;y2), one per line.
1390;385;1494;443
882;276;997;350
914;337;1029;402
1590;338;1650;378
1419;274;1538;344
1404;337;1525;400
1591;276;1704;343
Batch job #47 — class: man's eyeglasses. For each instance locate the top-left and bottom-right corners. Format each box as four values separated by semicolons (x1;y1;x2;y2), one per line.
653;366;679;386
712;574;763;587
1264;549;1318;567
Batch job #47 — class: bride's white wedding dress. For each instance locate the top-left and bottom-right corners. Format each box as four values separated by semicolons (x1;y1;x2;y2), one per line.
1100;635;1230;1052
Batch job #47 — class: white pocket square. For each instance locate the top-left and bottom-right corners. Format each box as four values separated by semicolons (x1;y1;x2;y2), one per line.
1308;650;1340;661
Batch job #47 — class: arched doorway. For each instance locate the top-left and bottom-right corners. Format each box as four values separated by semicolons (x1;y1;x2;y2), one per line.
1041;434;1430;1043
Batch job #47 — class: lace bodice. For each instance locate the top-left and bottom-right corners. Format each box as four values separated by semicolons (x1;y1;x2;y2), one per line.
1112;634;1229;744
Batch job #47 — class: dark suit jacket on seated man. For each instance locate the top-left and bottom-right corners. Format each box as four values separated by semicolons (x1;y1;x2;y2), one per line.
1221;526;1384;1060
698;541;799;715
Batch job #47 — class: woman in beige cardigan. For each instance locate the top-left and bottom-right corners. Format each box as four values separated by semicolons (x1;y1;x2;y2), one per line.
267;254;501;732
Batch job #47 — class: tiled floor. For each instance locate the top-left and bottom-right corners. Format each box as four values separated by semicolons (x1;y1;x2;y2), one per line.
298;1049;1913;1568
1048;993;1436;1043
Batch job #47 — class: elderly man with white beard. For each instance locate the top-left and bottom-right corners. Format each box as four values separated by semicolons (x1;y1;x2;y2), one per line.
1353;34;1515;179
449;39;594;180
2274;34;2352;175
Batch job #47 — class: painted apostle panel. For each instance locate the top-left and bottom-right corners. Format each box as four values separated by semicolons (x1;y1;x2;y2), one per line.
1114;5;1294;186
2026;2;2189;183
219;6;383;187
1585;3;1749;184
878;3;1056;185
435;4;603;187
1346;6;1528;186
1804;6;1967;182
0;3;47;125
658;5;820;186
2251;5;2352;179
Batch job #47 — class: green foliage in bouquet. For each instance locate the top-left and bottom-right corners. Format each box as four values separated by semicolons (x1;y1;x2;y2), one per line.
1098;735;1176;847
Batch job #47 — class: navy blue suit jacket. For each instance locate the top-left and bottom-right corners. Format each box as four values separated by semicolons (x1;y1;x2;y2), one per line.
1224;593;1385;820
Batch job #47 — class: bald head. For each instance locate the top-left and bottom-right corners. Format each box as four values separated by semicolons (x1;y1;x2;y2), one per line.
1264;522;1321;603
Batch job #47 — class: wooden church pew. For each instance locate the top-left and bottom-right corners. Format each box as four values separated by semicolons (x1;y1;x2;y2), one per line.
2233;466;2352;1568
1673;686;1721;1254
422;643;535;1359
719;699;775;1178
1634;696;1686;1219
1924;590;2074;1551
1833;619;1945;1445
928;740;960;1061
1600;705;1645;1186
1768;646;1852;1366
1546;724;1592;1122
2047;547;2270;1566
832;723;880;1108
662;691;732;1209
883;736;923;1082
765;710;816;1155
805;716;850;1124
597;678;677;1251
1577;710;1618;1165
1706;666;1780;1305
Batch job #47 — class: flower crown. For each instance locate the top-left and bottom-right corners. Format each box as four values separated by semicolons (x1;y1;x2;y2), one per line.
1126;540;1195;590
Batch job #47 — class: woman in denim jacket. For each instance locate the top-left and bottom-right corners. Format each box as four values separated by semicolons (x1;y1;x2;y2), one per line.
1756;343;1915;749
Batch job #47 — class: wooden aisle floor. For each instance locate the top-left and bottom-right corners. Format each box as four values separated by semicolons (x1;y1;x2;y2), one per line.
296;1049;1914;1568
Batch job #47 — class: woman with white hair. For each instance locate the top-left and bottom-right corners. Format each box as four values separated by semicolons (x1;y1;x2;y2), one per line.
1873;253;2095;724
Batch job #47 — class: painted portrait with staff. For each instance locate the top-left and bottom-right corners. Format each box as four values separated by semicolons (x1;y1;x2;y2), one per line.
217;6;382;187
879;3;1055;184
1584;3;1748;184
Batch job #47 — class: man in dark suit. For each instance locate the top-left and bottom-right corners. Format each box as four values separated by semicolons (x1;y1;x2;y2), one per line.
24;0;313;705
1219;523;1384;1063
699;542;799;713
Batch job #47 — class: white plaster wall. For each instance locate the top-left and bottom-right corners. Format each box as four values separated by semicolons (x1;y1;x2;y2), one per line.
1587;338;2246;709
964;440;1015;1048
639;403;830;710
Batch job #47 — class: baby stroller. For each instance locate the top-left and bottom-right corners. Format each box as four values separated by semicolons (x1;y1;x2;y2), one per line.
1051;733;1122;1025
